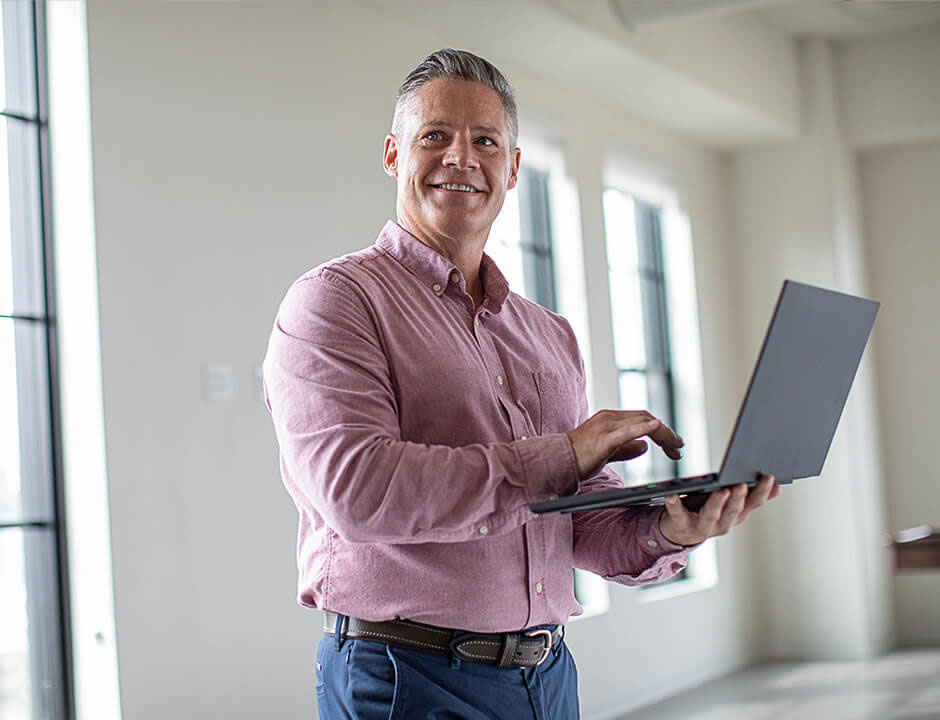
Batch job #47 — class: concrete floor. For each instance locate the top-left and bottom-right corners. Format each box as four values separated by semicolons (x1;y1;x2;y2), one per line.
617;648;940;720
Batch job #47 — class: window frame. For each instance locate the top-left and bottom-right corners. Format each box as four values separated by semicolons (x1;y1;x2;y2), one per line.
1;1;74;717
603;159;718;597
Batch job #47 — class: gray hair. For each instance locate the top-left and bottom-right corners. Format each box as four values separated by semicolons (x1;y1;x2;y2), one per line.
391;48;518;147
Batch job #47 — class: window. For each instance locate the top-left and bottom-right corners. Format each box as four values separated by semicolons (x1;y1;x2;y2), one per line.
603;165;717;595
603;189;678;486
1;2;71;719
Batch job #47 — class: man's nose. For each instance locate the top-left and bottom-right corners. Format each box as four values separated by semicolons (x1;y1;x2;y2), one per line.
442;137;479;169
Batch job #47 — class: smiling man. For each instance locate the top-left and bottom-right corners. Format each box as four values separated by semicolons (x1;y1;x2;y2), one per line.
262;49;778;719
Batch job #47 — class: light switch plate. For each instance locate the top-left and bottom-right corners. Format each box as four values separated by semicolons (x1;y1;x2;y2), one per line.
202;363;233;403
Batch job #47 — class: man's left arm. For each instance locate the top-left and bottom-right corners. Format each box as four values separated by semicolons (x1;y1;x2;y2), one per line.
570;472;693;586
562;356;779;584
571;471;780;585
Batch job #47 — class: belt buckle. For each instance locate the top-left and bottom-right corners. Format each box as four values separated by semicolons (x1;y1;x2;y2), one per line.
525;628;553;666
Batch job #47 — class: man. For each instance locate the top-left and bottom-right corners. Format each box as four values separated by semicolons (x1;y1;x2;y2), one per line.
263;48;779;719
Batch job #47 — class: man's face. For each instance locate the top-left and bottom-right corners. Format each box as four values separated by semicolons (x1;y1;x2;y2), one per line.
384;78;521;247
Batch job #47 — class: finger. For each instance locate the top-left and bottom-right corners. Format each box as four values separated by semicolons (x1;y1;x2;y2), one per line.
699;488;732;528
736;476;778;525
663;493;692;528
602;416;662;461
609;439;648;462
644;421;685;460
716;484;749;533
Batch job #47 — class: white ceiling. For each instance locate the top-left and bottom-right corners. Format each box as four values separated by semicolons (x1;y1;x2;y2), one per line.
605;0;940;38
356;0;940;148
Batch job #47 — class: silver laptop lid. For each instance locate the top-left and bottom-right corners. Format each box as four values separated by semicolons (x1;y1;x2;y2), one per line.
717;280;879;488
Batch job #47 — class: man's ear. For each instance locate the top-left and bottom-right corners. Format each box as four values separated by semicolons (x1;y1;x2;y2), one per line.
383;135;399;178
507;146;521;190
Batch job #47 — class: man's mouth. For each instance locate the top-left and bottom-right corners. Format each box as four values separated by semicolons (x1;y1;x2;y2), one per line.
431;183;482;193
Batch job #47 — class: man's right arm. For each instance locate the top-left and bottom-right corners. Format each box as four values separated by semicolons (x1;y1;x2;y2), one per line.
262;270;578;545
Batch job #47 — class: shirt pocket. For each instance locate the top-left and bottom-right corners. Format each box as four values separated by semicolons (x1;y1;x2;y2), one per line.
533;371;583;436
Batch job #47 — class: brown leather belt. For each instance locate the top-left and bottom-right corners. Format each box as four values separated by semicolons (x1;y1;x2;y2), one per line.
323;612;563;668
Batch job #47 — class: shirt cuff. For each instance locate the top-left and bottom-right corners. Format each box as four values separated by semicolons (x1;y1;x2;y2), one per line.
515;433;580;503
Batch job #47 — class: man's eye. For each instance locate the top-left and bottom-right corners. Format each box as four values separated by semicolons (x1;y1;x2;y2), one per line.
475;137;495;146
425;131;443;141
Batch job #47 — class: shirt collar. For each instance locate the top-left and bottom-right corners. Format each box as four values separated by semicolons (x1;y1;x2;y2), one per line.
376;220;510;313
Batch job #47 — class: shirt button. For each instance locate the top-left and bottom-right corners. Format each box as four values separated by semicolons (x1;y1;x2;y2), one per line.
548;494;559;501
647;538;659;548
432;283;442;292
520;435;528;440
496;375;503;386
479;526;489;536
450;271;460;283
535;582;543;594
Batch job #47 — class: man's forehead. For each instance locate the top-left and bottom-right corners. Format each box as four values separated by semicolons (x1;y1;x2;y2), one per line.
405;79;509;132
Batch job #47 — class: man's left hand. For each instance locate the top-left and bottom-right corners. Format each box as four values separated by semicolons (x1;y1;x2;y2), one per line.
659;475;781;546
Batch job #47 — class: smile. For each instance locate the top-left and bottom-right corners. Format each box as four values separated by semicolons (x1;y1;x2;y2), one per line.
432;183;482;193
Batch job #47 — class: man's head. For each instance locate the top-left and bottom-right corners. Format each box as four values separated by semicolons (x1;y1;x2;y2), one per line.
384;49;521;250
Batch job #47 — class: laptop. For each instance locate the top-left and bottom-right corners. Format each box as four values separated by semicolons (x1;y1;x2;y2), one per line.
529;280;879;515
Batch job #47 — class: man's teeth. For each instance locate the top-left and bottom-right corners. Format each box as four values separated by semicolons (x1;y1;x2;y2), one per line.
438;183;479;192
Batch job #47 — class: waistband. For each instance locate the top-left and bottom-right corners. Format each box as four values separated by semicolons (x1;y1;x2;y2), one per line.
323;612;563;668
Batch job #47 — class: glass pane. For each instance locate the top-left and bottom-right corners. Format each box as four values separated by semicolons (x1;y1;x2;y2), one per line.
520;169;552;253
646;370;678;481
0;317;53;524
487;185;525;295
639;273;669;370
619;371;678;485
602;188;639;270
520;246;556;312
618;371;653;485
608;266;646;369
0;1;37;117
634;202;662;274
0;526;65;720
1;115;44;317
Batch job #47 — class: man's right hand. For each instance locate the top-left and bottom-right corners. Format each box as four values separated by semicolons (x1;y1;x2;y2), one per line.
567;410;684;480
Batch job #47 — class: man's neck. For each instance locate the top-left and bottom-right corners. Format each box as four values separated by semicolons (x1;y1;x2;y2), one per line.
399;219;487;309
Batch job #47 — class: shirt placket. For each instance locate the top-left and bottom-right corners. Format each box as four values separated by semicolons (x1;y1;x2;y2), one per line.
473;310;549;626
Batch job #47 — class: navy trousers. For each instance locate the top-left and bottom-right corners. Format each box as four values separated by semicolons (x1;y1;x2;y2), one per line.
314;624;580;719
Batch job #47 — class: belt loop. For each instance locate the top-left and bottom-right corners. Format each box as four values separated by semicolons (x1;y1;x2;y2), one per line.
333;613;346;651
449;632;462;671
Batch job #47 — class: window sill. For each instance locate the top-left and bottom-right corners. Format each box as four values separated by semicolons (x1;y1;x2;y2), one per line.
635;574;716;604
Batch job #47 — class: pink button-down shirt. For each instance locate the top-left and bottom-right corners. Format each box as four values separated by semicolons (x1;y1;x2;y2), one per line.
262;221;690;632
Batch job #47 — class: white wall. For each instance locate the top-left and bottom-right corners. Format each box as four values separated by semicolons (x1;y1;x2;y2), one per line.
729;39;894;660
837;23;940;149
81;1;763;718
859;139;940;645
726;23;940;659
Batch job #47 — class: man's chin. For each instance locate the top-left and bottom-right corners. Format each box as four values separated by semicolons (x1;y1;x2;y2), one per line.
425;212;494;240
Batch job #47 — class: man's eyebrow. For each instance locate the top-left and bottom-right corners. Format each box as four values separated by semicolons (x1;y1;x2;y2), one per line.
419;120;504;135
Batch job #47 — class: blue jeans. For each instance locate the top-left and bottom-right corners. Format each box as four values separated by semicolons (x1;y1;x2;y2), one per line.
314;626;580;719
